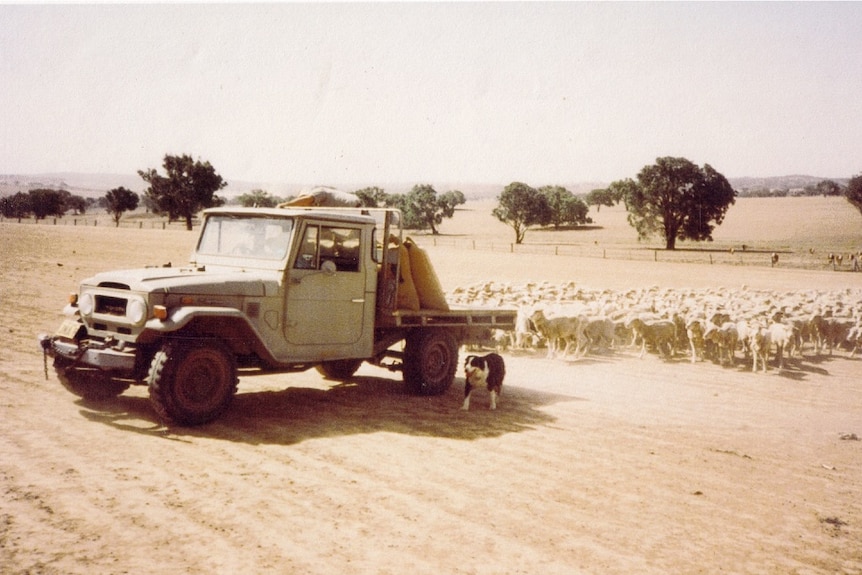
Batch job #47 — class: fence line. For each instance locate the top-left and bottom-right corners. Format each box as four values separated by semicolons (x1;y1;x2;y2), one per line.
412;235;862;273
3;216;859;273
0;216;198;230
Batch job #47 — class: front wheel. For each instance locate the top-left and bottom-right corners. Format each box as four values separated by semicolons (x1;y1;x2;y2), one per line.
403;330;459;396
147;339;238;426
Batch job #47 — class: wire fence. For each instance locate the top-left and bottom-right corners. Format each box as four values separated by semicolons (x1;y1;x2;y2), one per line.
412;235;862;273
5;215;861;273
0;215;198;230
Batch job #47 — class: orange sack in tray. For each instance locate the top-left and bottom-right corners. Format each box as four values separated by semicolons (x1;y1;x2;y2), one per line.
403;237;450;311
396;243;420;311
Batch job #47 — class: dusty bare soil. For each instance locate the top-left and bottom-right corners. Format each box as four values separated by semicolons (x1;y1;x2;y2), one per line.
2;207;862;574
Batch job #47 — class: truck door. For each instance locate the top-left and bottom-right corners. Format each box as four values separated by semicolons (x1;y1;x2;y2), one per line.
285;222;367;346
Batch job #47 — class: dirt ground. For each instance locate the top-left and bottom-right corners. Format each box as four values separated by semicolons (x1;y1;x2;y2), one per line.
2;220;861;575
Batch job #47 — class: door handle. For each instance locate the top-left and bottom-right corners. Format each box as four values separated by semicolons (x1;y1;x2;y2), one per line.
351;298;365;303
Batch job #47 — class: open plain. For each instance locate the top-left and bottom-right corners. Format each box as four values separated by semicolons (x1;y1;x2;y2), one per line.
2;196;861;574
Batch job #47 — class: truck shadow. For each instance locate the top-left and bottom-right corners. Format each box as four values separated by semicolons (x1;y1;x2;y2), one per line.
78;374;580;445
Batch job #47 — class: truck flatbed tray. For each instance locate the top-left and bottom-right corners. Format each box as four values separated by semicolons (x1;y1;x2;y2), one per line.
387;307;517;328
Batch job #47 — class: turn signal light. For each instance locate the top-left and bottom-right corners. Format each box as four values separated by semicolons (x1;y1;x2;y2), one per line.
153;305;168;321
68;293;78;305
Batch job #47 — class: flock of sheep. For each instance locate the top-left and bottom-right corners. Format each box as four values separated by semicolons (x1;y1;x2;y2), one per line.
449;280;862;371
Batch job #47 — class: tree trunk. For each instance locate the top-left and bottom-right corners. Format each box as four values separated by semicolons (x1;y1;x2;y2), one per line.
185;215;193;231
665;235;676;250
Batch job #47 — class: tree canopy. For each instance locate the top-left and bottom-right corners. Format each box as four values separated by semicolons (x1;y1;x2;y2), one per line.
354;186;388;208
585;188;618;212
492;182;553;244
236;189;279;208
138;154;227;230
0;191;32;219
539;185;590;229
369;185;465;233
846;172;862;219
615;157;736;250
104;187;139;227
28;188;68;220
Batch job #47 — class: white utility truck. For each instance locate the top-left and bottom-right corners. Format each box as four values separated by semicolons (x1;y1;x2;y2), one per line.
39;207;515;425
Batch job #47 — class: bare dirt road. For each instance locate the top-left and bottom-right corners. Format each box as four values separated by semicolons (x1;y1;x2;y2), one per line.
2;222;861;574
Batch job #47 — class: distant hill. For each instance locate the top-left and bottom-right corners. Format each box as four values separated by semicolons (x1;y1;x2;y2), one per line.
729;175;849;192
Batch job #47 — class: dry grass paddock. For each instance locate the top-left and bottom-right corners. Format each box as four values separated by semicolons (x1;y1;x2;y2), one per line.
1;195;861;574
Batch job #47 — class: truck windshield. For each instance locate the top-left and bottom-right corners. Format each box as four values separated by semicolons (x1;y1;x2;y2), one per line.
197;216;294;260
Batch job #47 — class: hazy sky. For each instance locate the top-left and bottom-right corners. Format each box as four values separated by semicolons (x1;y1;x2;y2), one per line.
2;2;861;187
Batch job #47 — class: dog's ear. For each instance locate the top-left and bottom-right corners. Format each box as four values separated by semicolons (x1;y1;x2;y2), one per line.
464;355;476;367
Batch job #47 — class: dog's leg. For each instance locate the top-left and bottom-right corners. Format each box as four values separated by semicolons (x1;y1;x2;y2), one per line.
489;389;497;410
461;381;472;411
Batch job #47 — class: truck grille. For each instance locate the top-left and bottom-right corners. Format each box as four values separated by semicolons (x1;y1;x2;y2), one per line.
96;295;128;316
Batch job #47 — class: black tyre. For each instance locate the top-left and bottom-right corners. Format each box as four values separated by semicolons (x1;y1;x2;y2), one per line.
147;339;238;426
316;359;363;381
403;329;459;396
54;356;131;401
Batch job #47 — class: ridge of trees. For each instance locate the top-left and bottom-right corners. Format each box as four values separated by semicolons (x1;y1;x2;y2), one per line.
3;157;859;246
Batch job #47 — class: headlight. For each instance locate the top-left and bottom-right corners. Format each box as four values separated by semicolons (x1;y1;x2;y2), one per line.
78;292;94;316
126;298;148;325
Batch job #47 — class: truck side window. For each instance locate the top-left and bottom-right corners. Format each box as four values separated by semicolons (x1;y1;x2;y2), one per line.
294;225;361;272
321;227;360;272
294;225;319;269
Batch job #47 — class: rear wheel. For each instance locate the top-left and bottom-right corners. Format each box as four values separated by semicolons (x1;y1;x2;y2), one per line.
403;330;459;396
54;357;131;401
147;339;238;426
316;359;363;381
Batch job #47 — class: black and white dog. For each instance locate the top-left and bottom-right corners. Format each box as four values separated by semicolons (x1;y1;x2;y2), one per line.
462;353;505;411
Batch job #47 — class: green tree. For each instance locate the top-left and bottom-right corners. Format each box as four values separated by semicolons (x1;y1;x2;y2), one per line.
28;189;67;220
814;180;842;197
492;182;552;244
386;184;463;234
585;188;618;212
440;189;466;210
63;192;88;215
138;154;227;230
539;185;589;228
845;173;862;219
104;187;140;227
0;191;32;219
354;186;389;207
237;189;278;208
617;157;736;250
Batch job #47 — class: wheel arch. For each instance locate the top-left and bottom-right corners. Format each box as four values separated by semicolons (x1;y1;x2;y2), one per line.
140;307;273;362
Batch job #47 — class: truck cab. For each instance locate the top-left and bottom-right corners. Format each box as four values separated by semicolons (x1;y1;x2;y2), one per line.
192;208;380;364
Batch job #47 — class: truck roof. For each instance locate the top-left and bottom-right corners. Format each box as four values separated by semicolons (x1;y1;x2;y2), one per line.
202;206;377;226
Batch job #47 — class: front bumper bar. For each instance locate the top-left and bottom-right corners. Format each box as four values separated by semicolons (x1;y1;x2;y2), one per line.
38;334;137;372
